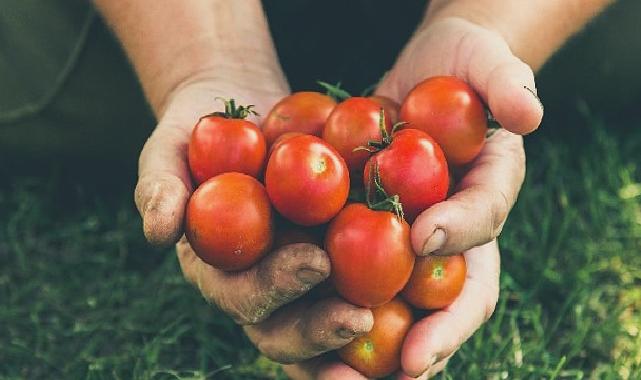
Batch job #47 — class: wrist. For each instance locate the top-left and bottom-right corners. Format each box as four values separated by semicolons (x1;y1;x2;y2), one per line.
153;51;288;120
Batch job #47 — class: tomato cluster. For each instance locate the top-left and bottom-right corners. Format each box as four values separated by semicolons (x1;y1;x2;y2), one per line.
184;76;484;377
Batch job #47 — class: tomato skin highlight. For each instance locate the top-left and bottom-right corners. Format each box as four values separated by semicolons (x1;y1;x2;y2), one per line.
325;203;415;307
339;298;413;378
400;76;487;166
369;95;400;125
402;254;467;310
188;116;266;185
364;128;449;223
265;135;349;226
322;97;392;174
262;92;336;146
185;172;273;271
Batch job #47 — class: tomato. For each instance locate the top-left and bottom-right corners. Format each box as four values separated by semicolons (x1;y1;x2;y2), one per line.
369;95;400;125
185;172;273;271
402;254;466;309
267;131;304;158
339;298;413;378
262;92;336;146
322;97;392;174
364;128;449;223
188;100;266;184
265;135;349;226
325;203;415;307
400;76;487;166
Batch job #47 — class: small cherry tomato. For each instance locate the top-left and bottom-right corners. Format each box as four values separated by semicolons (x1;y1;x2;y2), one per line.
185;172;273;271
265;135;349;226
369;95;400;124
400;76;487;166
339;298;413;378
364;128;449;223
188;99;266;184
325;203;415;307
262;92;336;146
322;97;392;174
402;254;466;309
267;131;305;158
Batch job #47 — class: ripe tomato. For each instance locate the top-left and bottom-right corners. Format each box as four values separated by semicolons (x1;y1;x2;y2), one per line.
339;298;413;378
369;95;400;124
364;128;449;223
325;203;415;307
402;254;466;309
185;172;273;271
265;135;349;226
400;76;487;166
188;100;266;184
322;97;392;174
262;92;336;146
267;131;304;158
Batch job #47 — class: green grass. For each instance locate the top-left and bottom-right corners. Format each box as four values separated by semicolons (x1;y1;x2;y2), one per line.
1;111;640;379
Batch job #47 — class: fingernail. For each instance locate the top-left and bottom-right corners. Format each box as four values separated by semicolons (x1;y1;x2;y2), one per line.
421;229;446;256
296;269;325;285
524;85;544;111
337;327;357;339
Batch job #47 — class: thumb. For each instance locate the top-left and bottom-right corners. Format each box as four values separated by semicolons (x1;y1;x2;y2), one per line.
454;21;543;134
134;124;193;246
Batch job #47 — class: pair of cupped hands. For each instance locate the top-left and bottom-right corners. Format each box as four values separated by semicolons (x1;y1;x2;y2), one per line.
135;18;542;379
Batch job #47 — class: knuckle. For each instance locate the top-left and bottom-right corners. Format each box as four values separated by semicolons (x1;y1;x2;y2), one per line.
489;189;510;239
175;238;198;284
216;295;264;325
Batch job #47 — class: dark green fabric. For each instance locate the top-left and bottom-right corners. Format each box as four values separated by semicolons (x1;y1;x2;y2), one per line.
0;0;154;165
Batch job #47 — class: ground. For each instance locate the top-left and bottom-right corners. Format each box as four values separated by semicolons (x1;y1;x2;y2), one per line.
1;105;640;379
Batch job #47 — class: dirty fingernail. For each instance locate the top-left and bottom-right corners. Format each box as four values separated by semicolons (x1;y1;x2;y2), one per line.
296;269;325;285
337;327;358;339
524;85;544;111
421;229;446;256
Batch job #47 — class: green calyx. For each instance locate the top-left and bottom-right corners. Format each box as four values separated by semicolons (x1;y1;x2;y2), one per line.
208;98;258;120
353;108;406;154
317;80;351;102
365;162;405;221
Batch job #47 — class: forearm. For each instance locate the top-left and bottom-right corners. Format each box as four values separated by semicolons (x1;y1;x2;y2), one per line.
93;0;283;116
425;0;614;71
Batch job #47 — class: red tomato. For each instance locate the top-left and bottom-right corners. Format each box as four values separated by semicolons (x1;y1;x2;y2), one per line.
188;101;266;185
185;172;273;271
400;76;487;166
322;97;392;174
369;95;400;125
262;92;336;146
267;131;305;158
265;135;349;226
325;203;415;307
402;254;466;309
339;298;413;378
364;128;449;223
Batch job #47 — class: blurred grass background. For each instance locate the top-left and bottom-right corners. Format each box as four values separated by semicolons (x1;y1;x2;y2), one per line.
1;1;641;379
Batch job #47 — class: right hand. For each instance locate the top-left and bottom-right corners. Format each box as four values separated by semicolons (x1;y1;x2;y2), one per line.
134;71;373;365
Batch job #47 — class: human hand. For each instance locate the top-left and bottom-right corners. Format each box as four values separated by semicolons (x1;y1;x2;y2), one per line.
369;15;538;377
134;70;375;364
